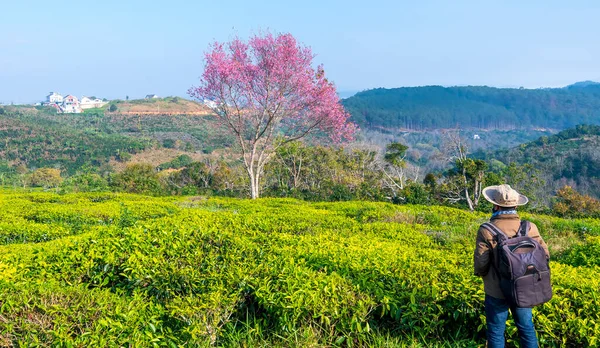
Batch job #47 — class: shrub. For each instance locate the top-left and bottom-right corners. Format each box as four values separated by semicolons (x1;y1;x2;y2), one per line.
115;150;132;162
61;173;109;193
28;168;63;188
559;236;600;267
553;186;600;218
162;139;176;149
111;164;163;195
402;182;430;205
157;155;193;170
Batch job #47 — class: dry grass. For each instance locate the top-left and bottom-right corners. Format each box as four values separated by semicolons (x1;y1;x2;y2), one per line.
384;211;425;225
547;233;583;256
111;99;212;115
0;333;12;348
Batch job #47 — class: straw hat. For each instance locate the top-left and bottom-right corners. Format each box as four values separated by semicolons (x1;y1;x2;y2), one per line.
482;184;528;207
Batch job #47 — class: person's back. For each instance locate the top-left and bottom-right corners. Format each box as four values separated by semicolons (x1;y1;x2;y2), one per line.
474;184;549;348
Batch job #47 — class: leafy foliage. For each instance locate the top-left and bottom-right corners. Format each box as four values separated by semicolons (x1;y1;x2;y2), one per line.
0;111;150;176
60;173;109;193
27;168;63;188
263;142;385;201
0;192;599;346
384;142;408;167
157;154;193;171
110;164;163;195
481;125;600;200
553;186;600;218
559;237;600;268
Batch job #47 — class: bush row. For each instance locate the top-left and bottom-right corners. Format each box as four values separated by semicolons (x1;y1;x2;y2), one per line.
0;193;598;346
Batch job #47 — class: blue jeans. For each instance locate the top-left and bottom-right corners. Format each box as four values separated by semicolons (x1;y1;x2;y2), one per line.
485;294;538;348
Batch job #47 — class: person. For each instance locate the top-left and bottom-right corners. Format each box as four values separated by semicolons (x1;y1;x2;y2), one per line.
474;184;550;348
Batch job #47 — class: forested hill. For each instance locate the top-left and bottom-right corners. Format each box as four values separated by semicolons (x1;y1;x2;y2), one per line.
478;124;600;199
343;82;600;130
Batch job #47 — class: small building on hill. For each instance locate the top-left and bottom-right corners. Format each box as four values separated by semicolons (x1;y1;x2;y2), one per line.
61;95;82;113
145;94;159;99
46;92;63;103
80;96;107;109
203;99;218;108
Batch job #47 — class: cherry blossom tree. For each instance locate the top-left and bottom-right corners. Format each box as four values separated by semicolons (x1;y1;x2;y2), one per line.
189;32;356;199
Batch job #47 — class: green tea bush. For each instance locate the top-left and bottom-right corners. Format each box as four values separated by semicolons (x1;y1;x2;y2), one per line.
0;220;70;244
0;192;599;346
559;236;600;268
0;281;178;347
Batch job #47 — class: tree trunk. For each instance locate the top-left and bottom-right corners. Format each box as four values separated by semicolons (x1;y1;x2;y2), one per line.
465;187;475;212
249;171;258;199
248;168;261;199
462;165;475;211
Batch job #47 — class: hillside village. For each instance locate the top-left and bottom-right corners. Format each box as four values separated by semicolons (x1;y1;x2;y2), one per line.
36;92;216;114
42;92;108;113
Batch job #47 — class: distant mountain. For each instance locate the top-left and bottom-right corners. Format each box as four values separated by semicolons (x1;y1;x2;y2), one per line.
566;80;600;89
343;84;600;131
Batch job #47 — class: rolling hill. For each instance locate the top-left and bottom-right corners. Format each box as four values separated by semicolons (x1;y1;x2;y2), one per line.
476;124;600;199
0;105;227;177
343;82;600;131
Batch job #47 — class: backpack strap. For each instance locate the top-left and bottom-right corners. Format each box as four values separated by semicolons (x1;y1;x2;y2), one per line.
481;222;508;242
519;220;531;237
481;222;506;277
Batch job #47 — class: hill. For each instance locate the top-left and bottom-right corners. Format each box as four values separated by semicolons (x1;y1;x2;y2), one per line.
566;80;600;89
106;97;212;115
0;105;231;177
1;192;599;346
0;111;152;175
476;124;600;199
343;83;600;130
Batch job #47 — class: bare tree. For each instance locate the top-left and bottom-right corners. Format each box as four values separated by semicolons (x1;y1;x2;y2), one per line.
440;131;487;211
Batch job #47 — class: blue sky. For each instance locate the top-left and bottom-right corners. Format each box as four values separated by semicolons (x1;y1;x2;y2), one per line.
1;0;599;103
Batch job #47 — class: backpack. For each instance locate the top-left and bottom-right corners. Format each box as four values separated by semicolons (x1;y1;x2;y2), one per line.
482;221;552;308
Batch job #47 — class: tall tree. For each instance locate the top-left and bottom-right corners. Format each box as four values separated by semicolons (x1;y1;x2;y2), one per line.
380;142;409;199
189;32;355;199
440;131;487;211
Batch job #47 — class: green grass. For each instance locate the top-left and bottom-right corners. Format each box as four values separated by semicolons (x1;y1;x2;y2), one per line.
82;106;107;114
0;192;598;346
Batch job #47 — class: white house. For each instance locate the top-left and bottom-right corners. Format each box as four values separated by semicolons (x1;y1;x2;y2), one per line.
145;94;159;99
80;96;108;109
63;95;79;105
80;96;92;105
473;134;481;140
61;104;82;113
203;99;218;108
61;95;82;113
46;92;63;104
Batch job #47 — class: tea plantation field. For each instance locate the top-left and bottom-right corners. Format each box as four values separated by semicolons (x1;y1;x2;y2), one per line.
0;192;598;347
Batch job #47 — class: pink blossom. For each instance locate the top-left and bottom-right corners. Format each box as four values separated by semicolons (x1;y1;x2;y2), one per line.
189;32;356;198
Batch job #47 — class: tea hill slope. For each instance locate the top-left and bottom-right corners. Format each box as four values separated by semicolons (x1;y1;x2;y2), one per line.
0;192;598;346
